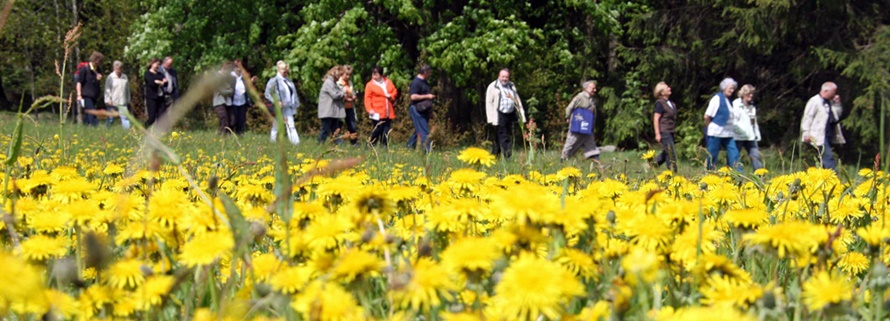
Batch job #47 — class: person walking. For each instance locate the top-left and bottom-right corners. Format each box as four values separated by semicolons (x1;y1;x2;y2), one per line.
704;77;741;171
144;58;167;127
732;84;763;170
230;60;254;134
212;62;235;135
76;51;105;126
485;69;526;159
364;66;398;146
265;60;300;145
318;65;346;144
158;56;179;119
561;80;600;161
407;65;435;152
652;82;679;172
801;81;846;172
103;60;131;129
338;65;359;144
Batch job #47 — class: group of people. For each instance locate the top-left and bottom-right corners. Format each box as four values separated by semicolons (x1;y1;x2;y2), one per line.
76;51;848;171
73;51;181;129
651;78;845;172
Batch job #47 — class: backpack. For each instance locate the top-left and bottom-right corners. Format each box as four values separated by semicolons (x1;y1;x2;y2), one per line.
73;62;90;83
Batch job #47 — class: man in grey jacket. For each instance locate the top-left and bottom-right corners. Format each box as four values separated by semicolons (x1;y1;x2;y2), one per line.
801;81;846;171
212;62;235;135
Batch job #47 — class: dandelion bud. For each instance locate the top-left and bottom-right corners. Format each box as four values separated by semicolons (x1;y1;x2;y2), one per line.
360;228;376;243
606;210;616;224
51;257;78;287
207;175;219;193
762;291;776;309
254;283;272;297
140;265;154;277
249;222;267;241
84;232;110;270
699;182;708;190
417;240;432;258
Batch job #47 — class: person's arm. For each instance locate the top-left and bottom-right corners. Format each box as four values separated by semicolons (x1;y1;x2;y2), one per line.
323;78;345;100
364;85;374;114
76;65;85;100
703;96;719;129
564;94;581;121
388;81;398;101
104;76;113;105
653;101;664;142
801;98;817;143
263;78;276;105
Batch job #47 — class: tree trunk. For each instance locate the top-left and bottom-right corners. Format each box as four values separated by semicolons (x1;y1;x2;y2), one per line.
0;73;10;111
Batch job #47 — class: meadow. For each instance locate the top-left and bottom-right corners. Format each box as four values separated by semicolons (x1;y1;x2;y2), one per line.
0;109;885;321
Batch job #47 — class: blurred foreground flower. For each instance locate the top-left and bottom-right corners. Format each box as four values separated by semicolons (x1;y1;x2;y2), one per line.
457;147;496;167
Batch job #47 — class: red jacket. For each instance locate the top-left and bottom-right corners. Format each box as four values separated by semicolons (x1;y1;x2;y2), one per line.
364;78;398;119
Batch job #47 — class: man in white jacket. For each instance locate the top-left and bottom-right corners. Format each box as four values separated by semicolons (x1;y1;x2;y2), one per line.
485;69;526;159
801;82;845;171
104;61;131;129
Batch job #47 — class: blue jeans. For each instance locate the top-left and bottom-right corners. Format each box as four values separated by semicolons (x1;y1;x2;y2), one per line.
735;140;763;170
106;106;131;129
820;132;837;172
706;136;741;171
407;105;431;151
82;98;98;126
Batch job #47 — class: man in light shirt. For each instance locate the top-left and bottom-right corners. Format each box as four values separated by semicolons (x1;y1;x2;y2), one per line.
801;82;845;172
485;69;527;159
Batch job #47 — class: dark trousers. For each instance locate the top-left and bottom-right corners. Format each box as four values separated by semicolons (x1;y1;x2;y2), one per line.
214;104;230;135
370;119;392;146
736;140;763;170
231;104;248;134
656;132;678;172
344;108;358;144
82;98;98;126
407;105;431;151
491;111;517;159
318;117;343;144
145;97;164;127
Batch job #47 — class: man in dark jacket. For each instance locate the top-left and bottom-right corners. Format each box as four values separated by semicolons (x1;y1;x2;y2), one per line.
158;56;179;119
76;51;105;126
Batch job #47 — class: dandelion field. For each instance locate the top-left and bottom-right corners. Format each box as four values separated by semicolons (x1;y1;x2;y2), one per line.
0;113;887;321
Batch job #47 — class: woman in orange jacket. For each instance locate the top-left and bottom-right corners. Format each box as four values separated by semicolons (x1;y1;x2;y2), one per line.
364;66;398;146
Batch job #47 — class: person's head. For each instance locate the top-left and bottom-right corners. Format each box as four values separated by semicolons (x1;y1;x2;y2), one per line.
653;82;671;99
221;61;234;73
147;58;160;71
88;51;105;67
719;78;737;97
342;65;353;80
371;66;385;82
162;56;174;69
582;80;597;95
418;64;432;78
112;60;123;75
738;84;756;104
498;69;510;84
325;65;342;81
820;82;838;100
276;60;289;76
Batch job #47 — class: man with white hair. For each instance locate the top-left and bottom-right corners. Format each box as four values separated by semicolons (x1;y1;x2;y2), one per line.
485;69;526;159
704;77;741;171
561;80;600;161
801;81;845;171
265;60;300;145
103;60;131;129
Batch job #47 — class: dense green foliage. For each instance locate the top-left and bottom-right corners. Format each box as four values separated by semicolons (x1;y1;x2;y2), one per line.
1;0;888;163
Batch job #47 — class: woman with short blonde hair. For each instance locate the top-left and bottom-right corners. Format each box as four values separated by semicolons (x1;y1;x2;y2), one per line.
652;81;679;171
732;84;763;170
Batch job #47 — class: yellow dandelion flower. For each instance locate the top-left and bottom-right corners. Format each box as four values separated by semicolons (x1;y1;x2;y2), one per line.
441;311;484;321
754;168;770;176
103;164;125;176
392;258;456;311
107;259;146;289
270;265;314;294
447;168;487;192
723;208;769;229
304;214;353;250
457;147;496;167
743;221;826;258
332;249;383;283
251;253;282;282
572;301;611;321
621;247;660;285
486;254;584;320
556;166;583;180
178;231;234;267
641;150;656;160
838;252;869;275
557;248;598;280
440;236;502;275
291;281;366;321
19;234;69;261
699;274;763;308
135;275;175;309
856;224;889;247
0;252;44;313
662;305;756;321
802;271;852;311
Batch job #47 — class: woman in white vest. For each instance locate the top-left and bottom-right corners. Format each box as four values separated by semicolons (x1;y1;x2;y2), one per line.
264;60;300;145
